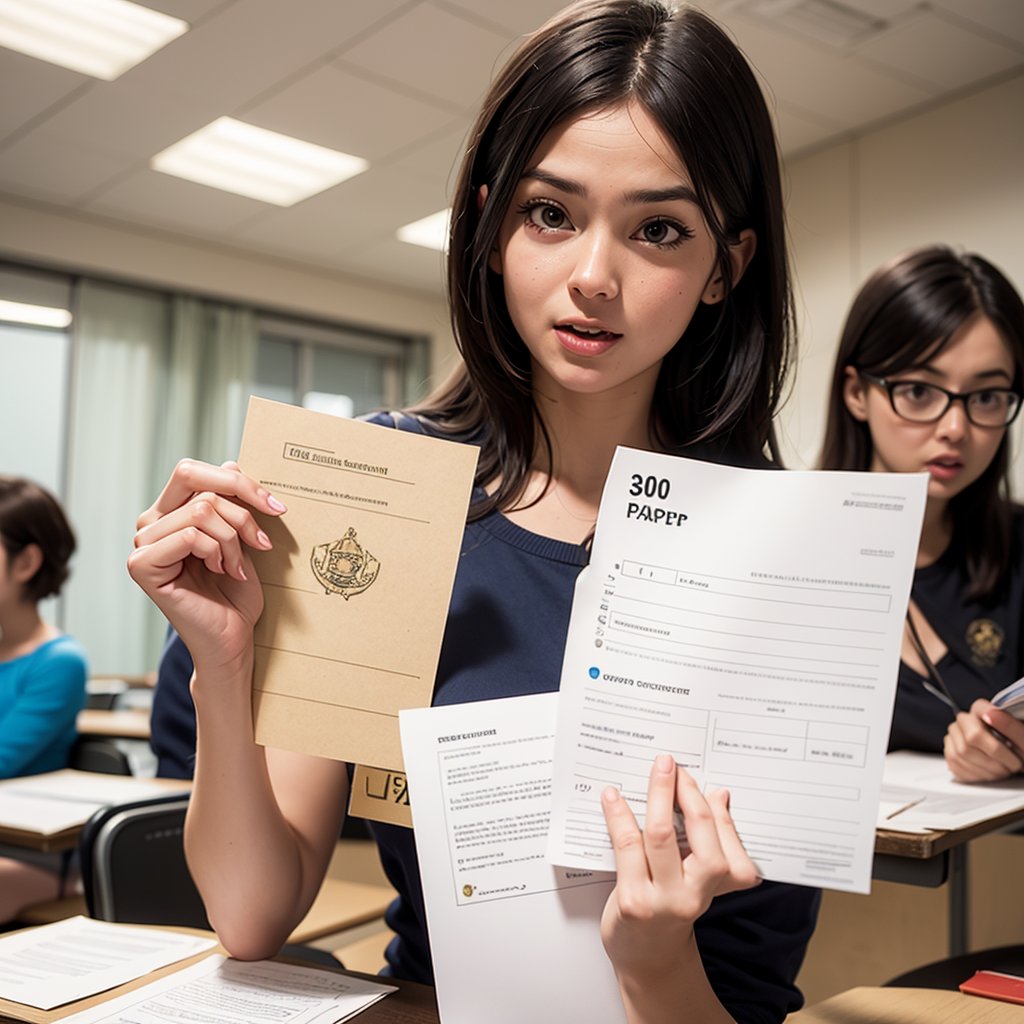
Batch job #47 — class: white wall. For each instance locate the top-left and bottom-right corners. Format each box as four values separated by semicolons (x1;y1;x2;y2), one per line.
0;195;457;382
781;72;1024;486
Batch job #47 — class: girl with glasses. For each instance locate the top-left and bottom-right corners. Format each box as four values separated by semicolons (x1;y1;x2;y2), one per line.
820;245;1024;783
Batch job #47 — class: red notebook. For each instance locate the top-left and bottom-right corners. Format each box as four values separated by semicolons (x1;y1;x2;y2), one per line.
959;970;1024;1005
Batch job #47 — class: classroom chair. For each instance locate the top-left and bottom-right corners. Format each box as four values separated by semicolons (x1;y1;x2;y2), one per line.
68;737;133;775
884;944;1024;989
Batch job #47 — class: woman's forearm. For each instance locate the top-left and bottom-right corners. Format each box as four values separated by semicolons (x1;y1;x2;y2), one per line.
184;658;346;959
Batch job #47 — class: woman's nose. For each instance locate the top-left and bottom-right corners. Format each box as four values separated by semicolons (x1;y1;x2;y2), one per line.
567;232;620;301
936;399;969;440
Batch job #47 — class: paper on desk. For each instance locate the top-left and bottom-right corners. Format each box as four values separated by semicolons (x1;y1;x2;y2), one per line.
59;954;396;1024
0;773;189;835
547;451;928;894
0;917;216;1010
400;693;625;1024
238;397;478;770
877;751;1024;832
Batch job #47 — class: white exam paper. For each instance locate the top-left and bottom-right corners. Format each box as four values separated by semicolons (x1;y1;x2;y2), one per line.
400;693;624;1024
59;955;396;1024
548;451;927;894
0;773;188;835
0;917;216;1010
878;751;1024;832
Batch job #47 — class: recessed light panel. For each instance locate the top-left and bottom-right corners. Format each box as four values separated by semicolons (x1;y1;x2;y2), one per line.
397;209;451;252
151;117;369;206
0;0;188;80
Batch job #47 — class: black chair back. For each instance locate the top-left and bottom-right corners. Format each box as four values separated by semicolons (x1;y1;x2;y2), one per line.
69;737;133;775
79;794;211;929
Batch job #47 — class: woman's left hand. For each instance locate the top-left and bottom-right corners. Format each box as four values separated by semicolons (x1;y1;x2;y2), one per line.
600;754;760;981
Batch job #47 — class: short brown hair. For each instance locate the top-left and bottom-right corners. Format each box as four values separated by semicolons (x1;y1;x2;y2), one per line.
0;476;76;601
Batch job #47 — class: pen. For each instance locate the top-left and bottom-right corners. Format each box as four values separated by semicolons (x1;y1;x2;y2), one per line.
884;795;925;820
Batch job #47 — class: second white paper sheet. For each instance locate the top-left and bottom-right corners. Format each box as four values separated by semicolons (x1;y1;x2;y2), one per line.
400;693;625;1024
547;451;928;894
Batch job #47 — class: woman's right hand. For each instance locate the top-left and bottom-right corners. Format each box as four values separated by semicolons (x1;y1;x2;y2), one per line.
127;459;287;675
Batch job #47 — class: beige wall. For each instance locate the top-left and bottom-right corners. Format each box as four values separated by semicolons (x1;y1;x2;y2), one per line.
0;195;457;382
781;72;1024;484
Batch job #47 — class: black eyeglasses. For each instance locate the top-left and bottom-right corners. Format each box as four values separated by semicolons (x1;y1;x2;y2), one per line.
860;372;1022;428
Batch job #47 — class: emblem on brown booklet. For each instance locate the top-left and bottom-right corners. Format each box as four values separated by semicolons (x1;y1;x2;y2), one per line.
310;527;380;599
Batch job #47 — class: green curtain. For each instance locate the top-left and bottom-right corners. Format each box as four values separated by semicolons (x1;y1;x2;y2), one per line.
64;280;256;675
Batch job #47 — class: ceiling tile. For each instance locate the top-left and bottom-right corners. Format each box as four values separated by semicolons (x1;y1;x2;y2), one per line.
772;103;843;156
242;62;455;163
0;130;126;204
227;166;448;262
383;120;474;197
84;167;268;234
854;9;1024;90
22;85;211;162
118;0;414;111
930;0;1024;49
341;4;511;112
725;15;933;129
0;48;89;143
434;0;569;37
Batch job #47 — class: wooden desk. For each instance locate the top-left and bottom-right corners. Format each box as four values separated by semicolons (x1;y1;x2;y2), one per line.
789;985;1022;1022
0;928;438;1024
0;771;190;853
76;709;151;740
873;805;1024;956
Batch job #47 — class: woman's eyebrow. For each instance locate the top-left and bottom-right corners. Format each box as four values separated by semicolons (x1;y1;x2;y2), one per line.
521;167;699;206
910;363;1013;382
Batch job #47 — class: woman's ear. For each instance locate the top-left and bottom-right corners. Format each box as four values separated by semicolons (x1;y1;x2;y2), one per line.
478;185;503;275
11;543;42;587
842;366;869;421
701;229;756;304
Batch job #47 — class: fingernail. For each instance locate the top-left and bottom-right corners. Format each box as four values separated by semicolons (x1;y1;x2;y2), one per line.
603;786;620;802
267;495;287;513
237;564;248;582
256;530;272;549
656;753;674;773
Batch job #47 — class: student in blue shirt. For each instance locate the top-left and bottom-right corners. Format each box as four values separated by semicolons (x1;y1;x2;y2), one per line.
131;2;820;1019
0;475;88;920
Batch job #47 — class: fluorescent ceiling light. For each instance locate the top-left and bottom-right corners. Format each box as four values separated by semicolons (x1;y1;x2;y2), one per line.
0;299;72;328
151;117;369;206
397;209;451;252
0;0;188;81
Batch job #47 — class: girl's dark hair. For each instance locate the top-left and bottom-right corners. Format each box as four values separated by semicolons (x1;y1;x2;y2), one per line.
0;476;76;602
819;245;1024;599
413;0;792;518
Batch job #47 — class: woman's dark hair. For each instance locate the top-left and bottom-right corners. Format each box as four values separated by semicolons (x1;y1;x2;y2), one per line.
819;245;1024;599
413;0;792;517
0;476;76;602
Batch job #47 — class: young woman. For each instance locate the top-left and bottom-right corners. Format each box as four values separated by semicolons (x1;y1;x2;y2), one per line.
129;2;820;1020
0;475;88;919
820;245;1024;784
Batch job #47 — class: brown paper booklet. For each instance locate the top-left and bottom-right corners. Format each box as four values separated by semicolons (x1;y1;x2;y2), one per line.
238;398;478;770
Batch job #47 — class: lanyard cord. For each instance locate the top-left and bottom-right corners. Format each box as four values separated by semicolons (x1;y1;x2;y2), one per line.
905;608;961;717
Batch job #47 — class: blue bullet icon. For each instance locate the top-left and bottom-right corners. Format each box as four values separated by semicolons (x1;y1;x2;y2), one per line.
588;666;600;678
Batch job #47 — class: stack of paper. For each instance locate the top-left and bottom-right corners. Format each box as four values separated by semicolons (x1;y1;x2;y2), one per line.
992;676;1024;720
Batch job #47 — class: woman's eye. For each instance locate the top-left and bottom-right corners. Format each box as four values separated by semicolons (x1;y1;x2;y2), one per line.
973;390;1000;408
632;219;691;247
522;202;571;232
895;383;935;405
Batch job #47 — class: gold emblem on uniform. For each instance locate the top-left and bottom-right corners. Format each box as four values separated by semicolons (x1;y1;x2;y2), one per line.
310;527;380;600
965;618;1003;668
463;884;475;897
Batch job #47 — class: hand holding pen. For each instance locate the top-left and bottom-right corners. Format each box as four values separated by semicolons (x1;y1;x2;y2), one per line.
943;698;1024;784
905;611;1024;782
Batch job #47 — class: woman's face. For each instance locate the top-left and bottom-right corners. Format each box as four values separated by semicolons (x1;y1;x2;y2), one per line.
490;102;752;409
843;314;1016;506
